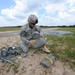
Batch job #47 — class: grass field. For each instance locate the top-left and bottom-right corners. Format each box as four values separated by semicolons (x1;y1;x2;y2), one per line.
45;27;75;69
0;27;20;32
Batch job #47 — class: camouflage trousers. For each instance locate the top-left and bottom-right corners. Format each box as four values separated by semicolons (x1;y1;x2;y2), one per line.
20;37;46;52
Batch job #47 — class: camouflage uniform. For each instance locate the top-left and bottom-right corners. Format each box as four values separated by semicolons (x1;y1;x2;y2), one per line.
20;23;46;52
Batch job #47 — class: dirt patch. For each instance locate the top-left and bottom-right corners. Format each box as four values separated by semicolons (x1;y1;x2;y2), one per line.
0;32;75;75
0;36;21;49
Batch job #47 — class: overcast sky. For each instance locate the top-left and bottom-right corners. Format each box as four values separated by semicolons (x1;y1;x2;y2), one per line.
0;0;75;27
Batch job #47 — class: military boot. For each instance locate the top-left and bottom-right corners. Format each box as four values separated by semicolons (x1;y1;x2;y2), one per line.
42;46;50;53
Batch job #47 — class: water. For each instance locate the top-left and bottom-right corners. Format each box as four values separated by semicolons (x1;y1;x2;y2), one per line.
41;30;73;35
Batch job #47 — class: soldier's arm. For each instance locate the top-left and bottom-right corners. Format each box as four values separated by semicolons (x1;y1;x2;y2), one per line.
35;25;41;33
36;25;44;37
20;26;30;44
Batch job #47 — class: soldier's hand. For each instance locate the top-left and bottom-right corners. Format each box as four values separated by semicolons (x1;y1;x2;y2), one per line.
29;41;34;46
40;34;44;37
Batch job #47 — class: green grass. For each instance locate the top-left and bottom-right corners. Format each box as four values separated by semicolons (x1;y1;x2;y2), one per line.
0;27;20;32
45;27;75;69
58;27;75;35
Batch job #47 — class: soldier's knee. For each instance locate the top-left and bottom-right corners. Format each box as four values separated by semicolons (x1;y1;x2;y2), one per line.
33;37;46;48
20;43;29;52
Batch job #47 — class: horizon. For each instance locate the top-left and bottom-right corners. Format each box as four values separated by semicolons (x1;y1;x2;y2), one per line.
0;24;75;28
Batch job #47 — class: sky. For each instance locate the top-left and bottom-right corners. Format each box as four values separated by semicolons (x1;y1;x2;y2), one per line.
0;0;75;27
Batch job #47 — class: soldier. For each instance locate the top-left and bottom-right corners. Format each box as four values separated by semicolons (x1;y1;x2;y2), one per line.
20;14;50;53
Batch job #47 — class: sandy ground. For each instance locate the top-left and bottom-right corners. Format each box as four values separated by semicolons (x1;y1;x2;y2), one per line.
0;28;75;75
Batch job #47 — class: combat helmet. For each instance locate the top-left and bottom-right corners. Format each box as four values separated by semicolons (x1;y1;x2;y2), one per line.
28;14;38;24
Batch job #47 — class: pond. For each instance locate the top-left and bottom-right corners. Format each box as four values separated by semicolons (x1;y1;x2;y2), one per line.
41;30;73;35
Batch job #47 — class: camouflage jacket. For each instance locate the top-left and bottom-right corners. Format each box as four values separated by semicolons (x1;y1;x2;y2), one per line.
20;23;41;44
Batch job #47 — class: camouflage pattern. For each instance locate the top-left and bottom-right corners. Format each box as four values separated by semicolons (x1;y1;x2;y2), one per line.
0;46;22;64
28;14;38;24
20;24;46;52
40;53;58;68
33;37;46;48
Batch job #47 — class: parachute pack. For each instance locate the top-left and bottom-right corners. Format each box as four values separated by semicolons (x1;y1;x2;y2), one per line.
40;53;58;68
0;46;22;64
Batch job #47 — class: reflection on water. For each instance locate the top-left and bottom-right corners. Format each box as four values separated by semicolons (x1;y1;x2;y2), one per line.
41;30;73;35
